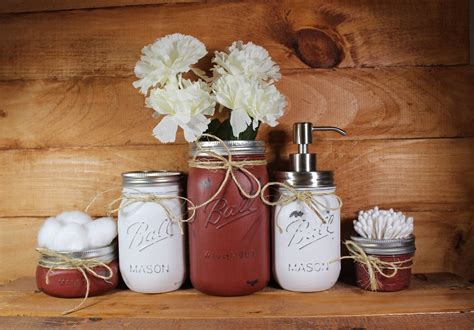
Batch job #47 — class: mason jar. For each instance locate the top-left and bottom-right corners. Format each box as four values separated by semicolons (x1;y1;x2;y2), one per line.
351;235;416;292
118;171;186;293
187;141;270;296
272;171;341;292
36;243;119;298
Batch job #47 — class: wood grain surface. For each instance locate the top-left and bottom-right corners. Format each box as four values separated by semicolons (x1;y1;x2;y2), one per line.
0;0;469;79
0;0;472;316
1;314;473;329
0;0;204;13
0;219;41;283
0;274;472;323
1;139;472;217
1;67;473;149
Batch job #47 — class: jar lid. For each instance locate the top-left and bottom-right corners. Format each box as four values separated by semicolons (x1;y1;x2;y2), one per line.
40;242;117;263
274;171;334;188
190;140;265;156
350;235;416;255
122;171;183;186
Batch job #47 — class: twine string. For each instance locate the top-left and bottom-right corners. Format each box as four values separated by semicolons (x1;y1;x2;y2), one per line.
188;134;267;210
85;187;195;235
336;240;414;291
107;193;195;235
37;247;114;315
84;187;122;214
260;182;343;233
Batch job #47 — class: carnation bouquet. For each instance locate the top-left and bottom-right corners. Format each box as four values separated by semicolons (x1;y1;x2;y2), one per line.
133;33;287;143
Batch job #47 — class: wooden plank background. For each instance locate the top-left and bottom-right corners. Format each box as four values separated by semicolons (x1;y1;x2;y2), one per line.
0;0;472;284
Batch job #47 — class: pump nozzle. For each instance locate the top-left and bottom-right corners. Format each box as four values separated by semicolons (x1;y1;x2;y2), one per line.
291;122;347;172
312;126;347;136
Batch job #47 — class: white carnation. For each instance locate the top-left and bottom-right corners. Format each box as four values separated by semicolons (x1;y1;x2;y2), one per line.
133;33;207;95
213;75;287;137
212;41;281;84
146;79;216;143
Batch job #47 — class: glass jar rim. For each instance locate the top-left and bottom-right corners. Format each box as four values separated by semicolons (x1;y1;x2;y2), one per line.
190;140;265;157
39;242;117;263
122;171;183;186
275;171;334;188
350;235;416;255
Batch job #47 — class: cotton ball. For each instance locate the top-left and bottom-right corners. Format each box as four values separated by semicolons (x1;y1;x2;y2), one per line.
51;223;88;252
56;211;92;225
37;217;62;249
86;217;117;249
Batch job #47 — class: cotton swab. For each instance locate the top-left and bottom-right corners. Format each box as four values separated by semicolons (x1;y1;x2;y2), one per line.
353;206;414;240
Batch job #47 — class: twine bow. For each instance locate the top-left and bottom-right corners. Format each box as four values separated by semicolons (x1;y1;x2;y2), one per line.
337;240;414;291
107;193;195;234
85;187;195;235
260;182;342;233
37;247;114;315
188;134;267;210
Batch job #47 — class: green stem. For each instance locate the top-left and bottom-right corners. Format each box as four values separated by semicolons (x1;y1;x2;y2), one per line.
203;117;260;141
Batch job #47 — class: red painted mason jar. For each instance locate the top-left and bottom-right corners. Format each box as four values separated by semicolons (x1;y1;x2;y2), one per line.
187;140;270;296
36;243;119;298
351;235;415;292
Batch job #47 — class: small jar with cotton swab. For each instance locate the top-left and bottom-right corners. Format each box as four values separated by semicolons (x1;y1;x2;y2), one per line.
344;206;416;292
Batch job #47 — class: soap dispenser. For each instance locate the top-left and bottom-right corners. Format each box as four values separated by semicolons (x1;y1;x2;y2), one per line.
268;122;346;292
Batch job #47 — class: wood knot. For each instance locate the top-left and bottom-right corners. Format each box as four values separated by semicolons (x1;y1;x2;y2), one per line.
453;231;466;251
295;28;343;68
415;274;428;282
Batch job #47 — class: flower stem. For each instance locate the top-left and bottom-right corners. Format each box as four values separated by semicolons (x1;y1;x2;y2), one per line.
203;117;259;141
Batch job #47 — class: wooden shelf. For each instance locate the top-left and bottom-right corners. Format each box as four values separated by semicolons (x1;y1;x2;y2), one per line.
0;273;473;327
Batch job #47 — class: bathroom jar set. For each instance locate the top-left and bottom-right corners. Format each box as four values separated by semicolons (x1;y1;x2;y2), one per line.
35;123;416;313
34;34;416;313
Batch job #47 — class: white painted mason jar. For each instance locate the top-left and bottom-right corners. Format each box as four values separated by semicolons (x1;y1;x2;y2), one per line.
118;171;186;293
272;171;341;292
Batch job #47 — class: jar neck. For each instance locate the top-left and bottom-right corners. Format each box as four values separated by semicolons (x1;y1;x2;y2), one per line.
194;154;265;161
370;253;414;257
190;140;266;158
39;252;117;266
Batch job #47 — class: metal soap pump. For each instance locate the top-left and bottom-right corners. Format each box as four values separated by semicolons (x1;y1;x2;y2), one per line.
291;122;347;173
272;122;346;292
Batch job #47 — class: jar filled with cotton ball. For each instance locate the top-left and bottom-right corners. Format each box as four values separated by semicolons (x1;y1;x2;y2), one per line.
36;211;119;300
118;171;186;293
348;206;416;292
